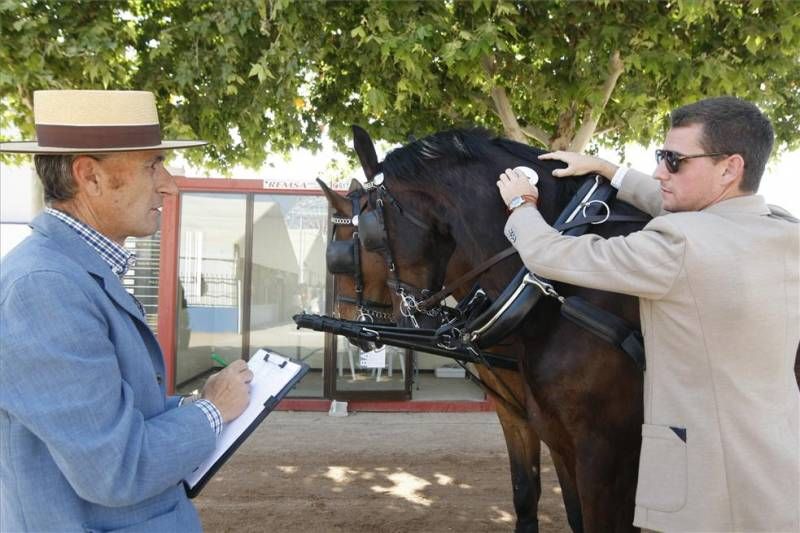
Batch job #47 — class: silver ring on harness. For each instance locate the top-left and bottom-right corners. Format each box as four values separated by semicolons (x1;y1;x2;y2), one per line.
399;290;421;329
581;199;611;224
357;308;375;323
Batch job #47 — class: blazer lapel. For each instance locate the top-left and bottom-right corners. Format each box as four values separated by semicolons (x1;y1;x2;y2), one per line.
31;214;149;326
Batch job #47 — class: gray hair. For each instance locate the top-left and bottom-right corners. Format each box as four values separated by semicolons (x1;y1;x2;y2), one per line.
34;153;110;204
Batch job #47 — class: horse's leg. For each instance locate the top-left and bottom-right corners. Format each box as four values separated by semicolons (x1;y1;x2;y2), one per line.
477;366;542;533
549;450;583;533
573;439;639;533
518;366;584;533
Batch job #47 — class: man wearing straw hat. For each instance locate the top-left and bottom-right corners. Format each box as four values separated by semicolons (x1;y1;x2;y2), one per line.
0;90;253;532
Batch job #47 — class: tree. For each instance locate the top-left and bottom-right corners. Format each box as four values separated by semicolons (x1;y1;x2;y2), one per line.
2;0;799;170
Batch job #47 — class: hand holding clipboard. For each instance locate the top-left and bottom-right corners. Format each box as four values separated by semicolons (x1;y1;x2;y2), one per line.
184;349;309;497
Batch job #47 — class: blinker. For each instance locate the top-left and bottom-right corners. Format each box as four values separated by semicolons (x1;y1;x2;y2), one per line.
326;240;356;273
359;209;388;252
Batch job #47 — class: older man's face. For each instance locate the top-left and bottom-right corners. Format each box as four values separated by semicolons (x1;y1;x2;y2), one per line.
89;150;177;243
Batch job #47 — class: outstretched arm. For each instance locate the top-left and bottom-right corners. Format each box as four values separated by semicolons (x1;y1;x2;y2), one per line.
539;151;665;217
538;150;619;180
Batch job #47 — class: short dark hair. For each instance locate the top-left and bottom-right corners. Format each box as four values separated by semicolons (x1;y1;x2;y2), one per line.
670;96;774;192
34;153;111;204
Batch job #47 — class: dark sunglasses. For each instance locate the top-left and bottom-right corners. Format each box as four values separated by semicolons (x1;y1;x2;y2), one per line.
655;149;728;173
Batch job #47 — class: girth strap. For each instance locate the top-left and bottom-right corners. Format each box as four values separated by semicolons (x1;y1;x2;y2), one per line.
560;296;646;371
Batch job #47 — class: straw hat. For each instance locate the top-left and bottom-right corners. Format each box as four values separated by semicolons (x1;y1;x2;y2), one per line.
0;90;207;153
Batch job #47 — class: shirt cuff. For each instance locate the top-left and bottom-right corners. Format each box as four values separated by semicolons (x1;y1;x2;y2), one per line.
610;166;629;189
194;399;223;436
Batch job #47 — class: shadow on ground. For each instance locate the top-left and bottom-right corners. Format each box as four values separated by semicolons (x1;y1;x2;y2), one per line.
195;412;567;532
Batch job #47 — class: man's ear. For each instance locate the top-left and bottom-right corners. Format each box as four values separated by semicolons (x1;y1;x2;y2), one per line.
721;154;745;189
71;156;102;197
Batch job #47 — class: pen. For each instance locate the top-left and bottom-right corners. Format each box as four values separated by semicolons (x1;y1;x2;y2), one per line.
211;353;228;367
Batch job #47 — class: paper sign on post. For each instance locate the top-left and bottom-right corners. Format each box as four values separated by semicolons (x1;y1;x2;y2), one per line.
360;345;386;368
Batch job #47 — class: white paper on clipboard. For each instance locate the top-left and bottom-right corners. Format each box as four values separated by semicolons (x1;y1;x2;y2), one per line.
185;348;308;492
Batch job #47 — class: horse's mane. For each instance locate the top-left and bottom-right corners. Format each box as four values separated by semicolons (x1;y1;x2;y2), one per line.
375;127;646;267
381;128;583;210
381;128;500;184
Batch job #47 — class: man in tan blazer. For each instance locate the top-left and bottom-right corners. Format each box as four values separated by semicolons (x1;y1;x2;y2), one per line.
497;96;799;532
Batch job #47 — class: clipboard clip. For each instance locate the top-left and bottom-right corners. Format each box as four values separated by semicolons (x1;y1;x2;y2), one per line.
265;351;288;368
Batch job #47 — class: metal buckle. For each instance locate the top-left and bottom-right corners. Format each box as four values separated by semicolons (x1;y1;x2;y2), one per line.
357;308;374;323
398;290;421;328
523;273;564;303
564;175;601;224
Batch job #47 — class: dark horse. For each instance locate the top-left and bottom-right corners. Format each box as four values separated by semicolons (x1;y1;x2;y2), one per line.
320;125;800;532
319;126;651;532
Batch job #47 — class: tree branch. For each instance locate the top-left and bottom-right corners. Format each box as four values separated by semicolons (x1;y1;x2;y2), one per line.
569;50;624;152
549;105;577;150
520;125;550;146
481;54;528;144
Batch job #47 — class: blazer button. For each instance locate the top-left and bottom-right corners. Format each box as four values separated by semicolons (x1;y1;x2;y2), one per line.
156;373;163;384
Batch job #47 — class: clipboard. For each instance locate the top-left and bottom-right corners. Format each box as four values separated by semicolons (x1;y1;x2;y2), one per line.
184;348;309;498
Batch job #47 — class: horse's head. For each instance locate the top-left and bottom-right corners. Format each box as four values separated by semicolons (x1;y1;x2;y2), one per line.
352;126;457;328
323;125;572;331
319;177;393;319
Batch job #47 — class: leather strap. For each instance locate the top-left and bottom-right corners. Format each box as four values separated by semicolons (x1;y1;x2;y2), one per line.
417;246;518;311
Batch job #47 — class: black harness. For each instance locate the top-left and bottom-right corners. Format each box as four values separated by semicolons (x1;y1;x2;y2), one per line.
320;173;650;372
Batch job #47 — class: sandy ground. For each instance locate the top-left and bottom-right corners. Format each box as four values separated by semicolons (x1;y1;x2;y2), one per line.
194;411;569;532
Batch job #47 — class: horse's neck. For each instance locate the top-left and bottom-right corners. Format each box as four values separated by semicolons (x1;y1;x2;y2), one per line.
439;174;575;294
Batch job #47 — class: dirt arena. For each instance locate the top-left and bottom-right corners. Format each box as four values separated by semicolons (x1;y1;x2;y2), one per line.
195;411;569;532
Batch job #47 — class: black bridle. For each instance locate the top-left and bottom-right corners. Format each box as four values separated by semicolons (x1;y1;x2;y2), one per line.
327;172;446;327
328;169;534;328
327;185;392;322
333;170;480;328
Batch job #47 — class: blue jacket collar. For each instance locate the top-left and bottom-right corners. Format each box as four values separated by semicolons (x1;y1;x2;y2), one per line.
30;212;146;324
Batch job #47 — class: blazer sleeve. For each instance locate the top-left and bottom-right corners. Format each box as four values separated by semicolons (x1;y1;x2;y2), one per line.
504;205;685;300
616;169;667;217
166;395;182;410
0;271;217;507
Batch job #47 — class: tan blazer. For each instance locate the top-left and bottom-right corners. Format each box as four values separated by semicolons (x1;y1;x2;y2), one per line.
505;170;800;532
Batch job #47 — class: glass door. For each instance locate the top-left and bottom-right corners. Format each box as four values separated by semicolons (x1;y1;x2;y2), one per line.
248;193;327;397
174;193;247;395
171;187;412;401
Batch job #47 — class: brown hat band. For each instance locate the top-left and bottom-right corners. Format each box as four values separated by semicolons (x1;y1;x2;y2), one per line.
35;124;162;149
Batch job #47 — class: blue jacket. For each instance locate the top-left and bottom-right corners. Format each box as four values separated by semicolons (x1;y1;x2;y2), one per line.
0;213;216;532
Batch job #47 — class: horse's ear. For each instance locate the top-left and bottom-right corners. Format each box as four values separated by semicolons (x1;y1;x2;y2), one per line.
351;125;380;180
316;178;350;214
347;178;365;194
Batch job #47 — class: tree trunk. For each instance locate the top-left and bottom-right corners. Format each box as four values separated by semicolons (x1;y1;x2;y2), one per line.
569;50;624;153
